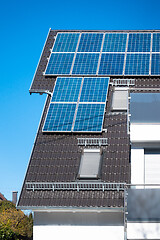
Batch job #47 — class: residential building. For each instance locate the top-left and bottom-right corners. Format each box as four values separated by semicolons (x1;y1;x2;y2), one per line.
17;30;160;240
0;193;6;201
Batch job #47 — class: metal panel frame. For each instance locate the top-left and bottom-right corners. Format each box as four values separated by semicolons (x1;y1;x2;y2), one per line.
51;76;83;103
98;53;125;76
43;31;160;77
71;52;100;75
72;103;106;133
77;32;104;53
45;52;75;75
102;32;128;53
43;77;110;133
52;32;80;52
42;102;77;133
72;77;109;133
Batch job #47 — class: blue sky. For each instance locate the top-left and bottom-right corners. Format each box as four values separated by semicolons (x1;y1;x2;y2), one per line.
1;0;160;201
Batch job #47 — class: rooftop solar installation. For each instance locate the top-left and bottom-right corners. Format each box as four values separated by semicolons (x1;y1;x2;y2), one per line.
45;32;160;76
102;33;127;52
80;77;109;102
43;77;109;133
152;33;160;52
51;77;82;102
43;103;76;132
127;33;151;52
98;53;125;75
45;53;74;75
77;33;103;52
72;53;99;75
52;33;80;52
73;103;105;132
125;53;150;75
151;54;160;75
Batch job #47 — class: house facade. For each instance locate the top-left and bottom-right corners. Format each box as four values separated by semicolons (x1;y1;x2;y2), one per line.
17;29;160;240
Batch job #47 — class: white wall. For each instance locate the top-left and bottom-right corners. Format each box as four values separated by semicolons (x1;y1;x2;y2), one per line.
127;222;160;239
130;124;160;143
33;211;124;240
131;148;144;185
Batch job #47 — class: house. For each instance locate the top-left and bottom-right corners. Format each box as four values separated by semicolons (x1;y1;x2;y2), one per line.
17;30;160;240
0;193;6;201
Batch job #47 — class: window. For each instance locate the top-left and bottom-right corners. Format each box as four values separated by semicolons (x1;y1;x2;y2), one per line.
111;87;128;111
145;149;160;184
78;149;102;179
130;93;160;123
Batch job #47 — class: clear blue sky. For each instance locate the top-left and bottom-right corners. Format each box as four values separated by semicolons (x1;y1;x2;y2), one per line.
1;0;160;201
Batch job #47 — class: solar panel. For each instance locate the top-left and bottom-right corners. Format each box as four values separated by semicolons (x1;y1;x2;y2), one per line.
127;33;151;52
52;77;82;102
45;53;74;75
151;54;160;75
73;104;105;132
72;53;99;75
125;53;150;75
102;33;127;52
77;33;103;52
80;77;109;102
43;103;76;132
152;33;160;52
43;77;109;132
52;33;80;52
98;53;125;75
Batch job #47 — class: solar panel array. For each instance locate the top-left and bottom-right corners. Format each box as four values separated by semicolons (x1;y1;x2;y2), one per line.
43;77;109;132
45;32;160;76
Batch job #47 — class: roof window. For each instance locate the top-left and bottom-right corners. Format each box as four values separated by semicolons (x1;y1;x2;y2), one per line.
111;87;128;111
78;149;102;179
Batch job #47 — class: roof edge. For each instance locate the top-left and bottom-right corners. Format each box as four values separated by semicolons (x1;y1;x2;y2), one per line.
29;28;52;92
50;29;160;33
17;206;124;212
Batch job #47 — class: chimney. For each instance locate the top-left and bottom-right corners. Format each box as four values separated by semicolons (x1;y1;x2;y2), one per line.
12;191;18;205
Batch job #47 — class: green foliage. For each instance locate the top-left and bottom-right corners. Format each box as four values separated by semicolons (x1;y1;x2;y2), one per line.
0;201;33;240
0;201;15;212
0;226;16;240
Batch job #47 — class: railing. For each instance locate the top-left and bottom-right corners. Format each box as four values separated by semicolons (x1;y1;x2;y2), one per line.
26;182;125;192
113;79;135;86
77;138;108;146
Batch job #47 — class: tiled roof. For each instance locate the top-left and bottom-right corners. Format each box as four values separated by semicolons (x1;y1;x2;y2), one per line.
18;29;160;208
0;193;7;201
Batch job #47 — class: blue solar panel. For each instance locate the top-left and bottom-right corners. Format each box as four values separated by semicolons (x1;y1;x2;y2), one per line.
45;53;74;75
73;104;105;132
98;53;125;75
77;33;103;52
102;33;127;52
72;53;99;75
127;33;151;52
52;77;82;102
80;77;109;102
43;103;76;132
151;54;160;75
52;33;80;52
152;33;160;52
125;54;150;75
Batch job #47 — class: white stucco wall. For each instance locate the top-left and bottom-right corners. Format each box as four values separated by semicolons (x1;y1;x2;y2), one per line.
130;124;160;143
33;211;124;240
131;148;144;185
127;222;160;239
